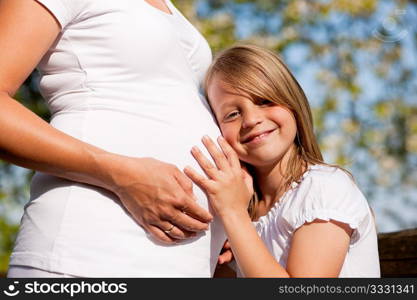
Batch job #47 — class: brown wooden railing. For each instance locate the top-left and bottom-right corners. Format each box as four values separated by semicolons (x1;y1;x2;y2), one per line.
378;228;417;277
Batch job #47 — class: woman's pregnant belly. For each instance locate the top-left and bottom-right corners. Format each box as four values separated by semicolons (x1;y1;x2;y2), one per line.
10;89;226;277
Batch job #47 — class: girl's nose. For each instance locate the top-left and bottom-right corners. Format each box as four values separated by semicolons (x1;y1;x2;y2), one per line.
242;107;263;129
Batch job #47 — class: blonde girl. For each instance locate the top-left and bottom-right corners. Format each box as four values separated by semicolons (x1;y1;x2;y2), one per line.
184;44;380;277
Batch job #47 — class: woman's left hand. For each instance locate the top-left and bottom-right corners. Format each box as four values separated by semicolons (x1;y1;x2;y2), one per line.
184;135;253;219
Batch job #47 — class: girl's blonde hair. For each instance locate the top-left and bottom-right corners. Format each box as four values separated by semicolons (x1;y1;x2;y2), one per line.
204;44;346;219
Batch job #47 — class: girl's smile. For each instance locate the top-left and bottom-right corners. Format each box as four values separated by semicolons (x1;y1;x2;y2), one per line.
241;128;279;146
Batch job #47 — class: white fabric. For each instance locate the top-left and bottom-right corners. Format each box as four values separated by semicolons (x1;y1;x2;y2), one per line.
9;0;226;277
7;266;78;278
250;164;380;277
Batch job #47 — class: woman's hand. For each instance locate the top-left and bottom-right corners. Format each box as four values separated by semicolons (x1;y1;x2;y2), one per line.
108;156;214;244
183;135;253;219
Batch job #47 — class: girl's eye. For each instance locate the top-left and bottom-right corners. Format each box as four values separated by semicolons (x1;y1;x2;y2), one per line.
224;111;240;120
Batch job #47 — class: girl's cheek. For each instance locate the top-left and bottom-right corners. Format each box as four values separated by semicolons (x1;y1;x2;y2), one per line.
219;127;232;142
219;129;238;150
226;137;241;154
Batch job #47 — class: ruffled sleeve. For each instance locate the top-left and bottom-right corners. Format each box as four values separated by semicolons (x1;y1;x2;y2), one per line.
35;0;84;29
282;166;372;246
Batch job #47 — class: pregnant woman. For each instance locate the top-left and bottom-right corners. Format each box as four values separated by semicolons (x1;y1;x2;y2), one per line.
0;0;225;277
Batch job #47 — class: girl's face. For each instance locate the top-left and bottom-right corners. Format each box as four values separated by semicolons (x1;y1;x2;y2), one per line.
207;75;297;168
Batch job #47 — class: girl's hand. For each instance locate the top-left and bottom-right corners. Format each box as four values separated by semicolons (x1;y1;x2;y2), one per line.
184;136;253;219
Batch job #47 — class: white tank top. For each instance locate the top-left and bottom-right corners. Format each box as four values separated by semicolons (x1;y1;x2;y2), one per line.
10;0;226;277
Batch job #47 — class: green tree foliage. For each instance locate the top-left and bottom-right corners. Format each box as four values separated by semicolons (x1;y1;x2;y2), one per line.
1;0;416;274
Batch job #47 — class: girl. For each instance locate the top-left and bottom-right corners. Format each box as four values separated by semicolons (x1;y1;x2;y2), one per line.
184;44;380;277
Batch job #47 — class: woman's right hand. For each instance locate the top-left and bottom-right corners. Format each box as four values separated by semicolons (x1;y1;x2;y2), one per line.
108;156;213;244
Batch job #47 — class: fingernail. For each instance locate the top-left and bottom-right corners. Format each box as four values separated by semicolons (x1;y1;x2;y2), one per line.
203;135;209;141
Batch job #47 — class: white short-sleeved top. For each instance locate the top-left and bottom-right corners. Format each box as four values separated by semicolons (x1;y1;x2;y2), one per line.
249;165;380;277
9;0;226;277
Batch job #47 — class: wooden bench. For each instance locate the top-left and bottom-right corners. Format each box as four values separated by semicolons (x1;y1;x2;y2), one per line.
378;228;417;277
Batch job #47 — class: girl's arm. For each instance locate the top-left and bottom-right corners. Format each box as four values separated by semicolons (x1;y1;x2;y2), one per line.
218;209;289;277
185;135;352;277
222;213;351;277
0;0;212;243
286;219;352;277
